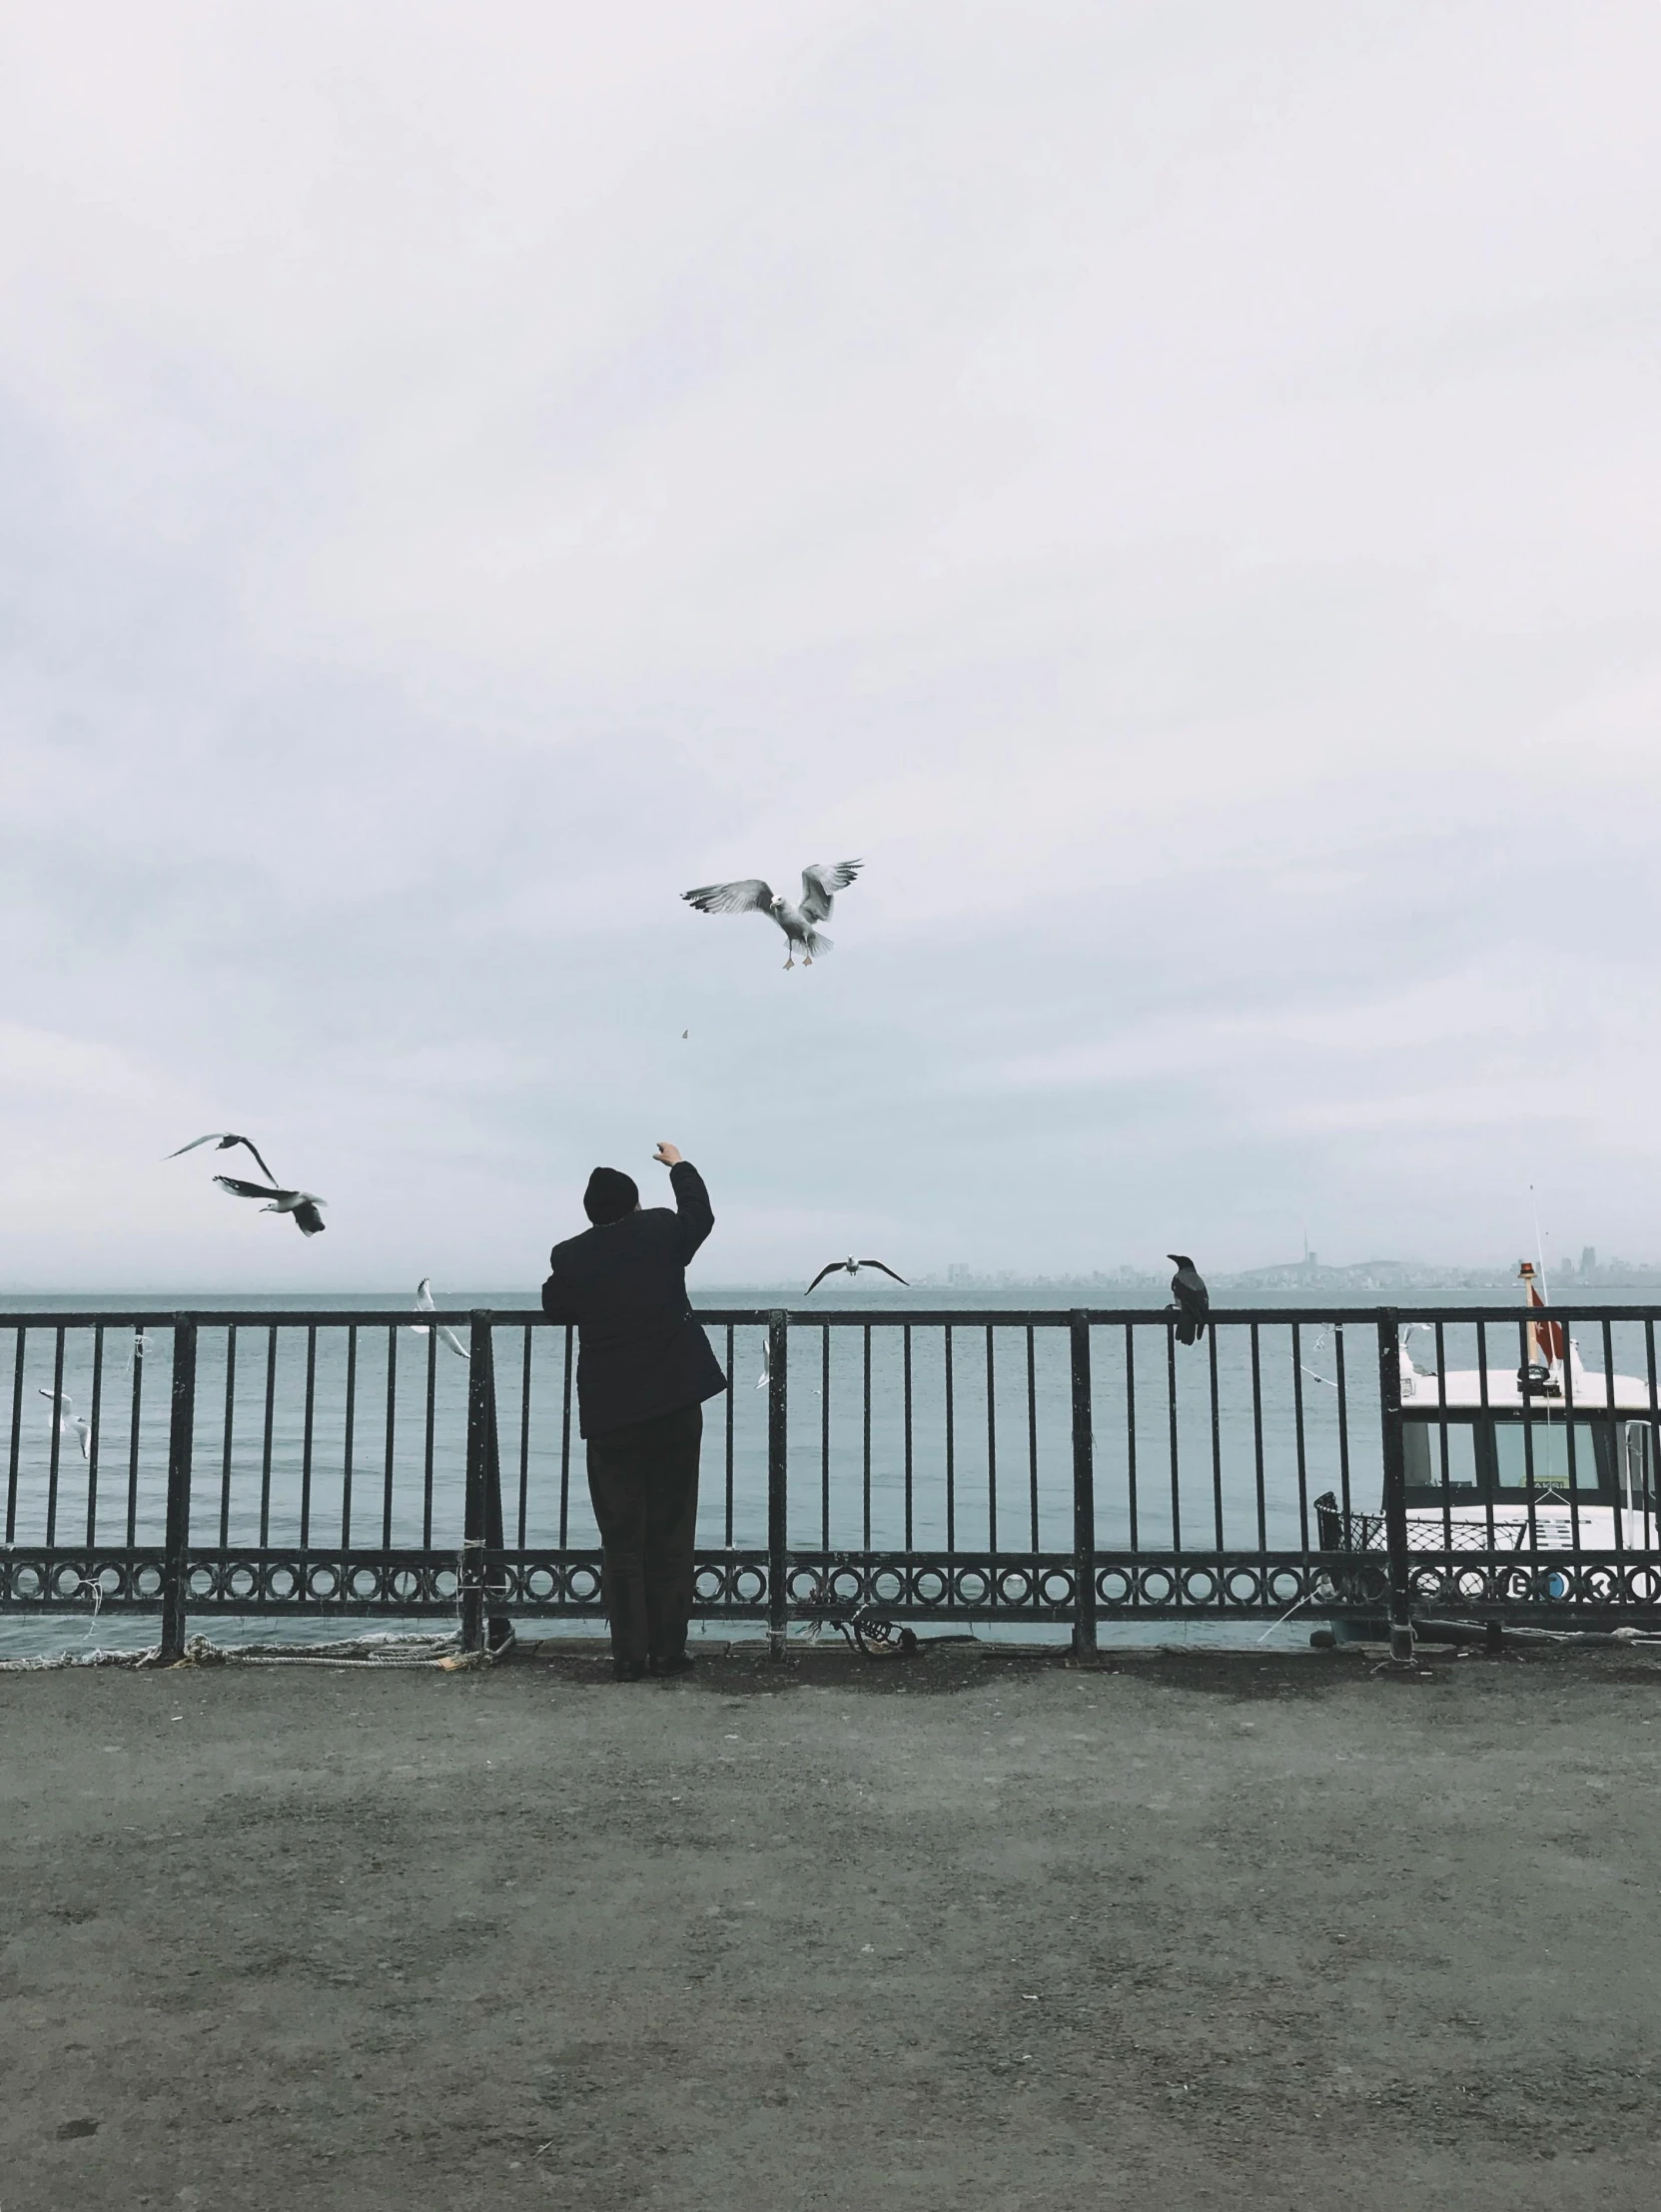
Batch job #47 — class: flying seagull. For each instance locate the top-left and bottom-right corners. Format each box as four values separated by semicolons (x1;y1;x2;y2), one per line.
38;1387;91;1462
1168;1254;1210;1345
214;1175;327;1236
805;1257;909;1294
412;1278;470;1361
167;1132;279;1182
681;860;862;969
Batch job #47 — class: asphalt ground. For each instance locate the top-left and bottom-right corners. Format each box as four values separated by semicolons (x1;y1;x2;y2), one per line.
2;1639;1659;2211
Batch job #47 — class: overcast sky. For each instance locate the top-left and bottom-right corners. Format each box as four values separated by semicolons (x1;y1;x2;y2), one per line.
2;1;1658;1290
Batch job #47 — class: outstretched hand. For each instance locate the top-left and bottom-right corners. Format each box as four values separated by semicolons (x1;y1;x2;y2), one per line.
653;1141;683;1168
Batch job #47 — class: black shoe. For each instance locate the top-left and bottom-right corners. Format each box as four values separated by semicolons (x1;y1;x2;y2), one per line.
613;1659;649;1683
650;1652;695;1678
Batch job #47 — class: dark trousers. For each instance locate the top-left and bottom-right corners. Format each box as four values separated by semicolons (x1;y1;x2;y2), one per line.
585;1402;702;1667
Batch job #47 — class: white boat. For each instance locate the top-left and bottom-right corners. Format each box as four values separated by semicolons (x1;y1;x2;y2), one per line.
1321;1263;1659;1563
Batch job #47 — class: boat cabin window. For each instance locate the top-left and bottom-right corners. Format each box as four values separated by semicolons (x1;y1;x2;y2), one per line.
1490;1419;1612;1492
1402;1423;1478;1492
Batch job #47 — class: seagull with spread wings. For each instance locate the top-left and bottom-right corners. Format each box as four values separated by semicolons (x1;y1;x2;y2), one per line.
168;1132;279;1182
39;1387;91;1462
412;1278;470;1361
805;1256;909;1294
681;860;862;969
214;1176;327;1236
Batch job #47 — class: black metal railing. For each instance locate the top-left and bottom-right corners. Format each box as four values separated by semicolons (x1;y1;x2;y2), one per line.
5;1303;1661;1661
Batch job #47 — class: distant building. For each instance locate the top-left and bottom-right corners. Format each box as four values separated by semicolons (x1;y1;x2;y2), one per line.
1581;1246;1598;1278
948;1263;971;1284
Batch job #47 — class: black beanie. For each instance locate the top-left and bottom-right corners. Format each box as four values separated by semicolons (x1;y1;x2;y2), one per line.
583;1166;639;1225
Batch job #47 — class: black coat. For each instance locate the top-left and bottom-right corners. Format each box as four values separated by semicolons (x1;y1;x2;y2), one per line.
540;1160;728;1438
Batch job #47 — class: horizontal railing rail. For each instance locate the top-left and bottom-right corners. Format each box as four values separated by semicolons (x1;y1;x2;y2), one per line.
4;1302;1661;1662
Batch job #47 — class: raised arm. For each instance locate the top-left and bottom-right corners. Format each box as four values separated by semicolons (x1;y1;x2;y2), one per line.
656;1147;713;1265
540;1264;580;1323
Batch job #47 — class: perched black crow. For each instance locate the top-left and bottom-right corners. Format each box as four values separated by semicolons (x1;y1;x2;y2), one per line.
1168;1254;1209;1345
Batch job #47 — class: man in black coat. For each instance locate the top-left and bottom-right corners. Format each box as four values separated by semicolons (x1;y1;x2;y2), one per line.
541;1141;727;1681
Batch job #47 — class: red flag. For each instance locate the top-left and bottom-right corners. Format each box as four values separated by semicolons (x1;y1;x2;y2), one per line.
1519;1262;1565;1363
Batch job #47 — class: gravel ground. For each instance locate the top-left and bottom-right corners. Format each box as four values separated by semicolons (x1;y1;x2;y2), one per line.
2;1639;1659;2211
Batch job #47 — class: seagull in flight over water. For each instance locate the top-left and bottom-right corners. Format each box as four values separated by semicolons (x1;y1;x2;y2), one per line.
168;1132;279;1182
682;860;863;969
39;1387;91;1461
805;1257;909;1294
214;1176;327;1235
412;1279;470;1361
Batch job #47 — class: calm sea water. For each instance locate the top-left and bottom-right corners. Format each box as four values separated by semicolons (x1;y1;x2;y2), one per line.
4;1285;1655;1659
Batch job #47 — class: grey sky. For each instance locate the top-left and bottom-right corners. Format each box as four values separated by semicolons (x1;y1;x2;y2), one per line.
2;2;1658;1288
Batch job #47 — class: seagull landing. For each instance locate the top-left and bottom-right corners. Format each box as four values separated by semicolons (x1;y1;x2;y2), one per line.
1167;1254;1210;1346
38;1387;91;1461
682;860;862;970
214;1175;327;1236
804;1256;909;1295
412;1279;470;1361
168;1132;279;1182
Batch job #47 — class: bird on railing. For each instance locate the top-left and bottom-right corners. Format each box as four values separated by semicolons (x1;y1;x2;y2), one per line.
213;1175;327;1236
412;1278;470;1361
1168;1254;1210;1345
38;1387;91;1461
167;1131;280;1182
804;1256;909;1294
682;860;862;970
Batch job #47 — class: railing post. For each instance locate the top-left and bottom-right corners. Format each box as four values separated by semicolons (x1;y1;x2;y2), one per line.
461;1315;495;1654
1070;1311;1098;1660
767;1309;788;1660
1377;1313;1414;1662
159;1317;197;1662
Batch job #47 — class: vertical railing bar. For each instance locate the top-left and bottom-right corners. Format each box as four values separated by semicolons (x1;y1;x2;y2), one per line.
460;1316;492;1654
159;1317;197;1662
1166;1324;1182;1553
985;1325;998;1555
862;1325;872;1553
1601;1317;1622;1559
1476;1320;1496;1555
126;1326;143;1548
903;1325;914;1552
1561;1317;1583;1558
1435;1321;1452;1551
558;1324;573;1550
944;1325;956;1563
1518;1319;1539;1561
259;1325;277;1549
382;1325;399;1552
517;1322;533;1553
6;1325;25;1546
1249;1322;1266;1554
767;1310;788;1658
45;1326;65;1546
1645;1319;1659;1560
421;1327;437;1550
300;1325;317;1550
1027;1327;1041;1553
724;1323;735;1550
1070;1312;1097;1658
219;1324;238;1549
1207;1325;1224;1560
87;1326;105;1548
1334;1327;1352;1522
341;1325;359;1557
1124;1321;1139;1555
1289;1323;1309;1551
1377;1314;1412;1662
820;1324;831;1552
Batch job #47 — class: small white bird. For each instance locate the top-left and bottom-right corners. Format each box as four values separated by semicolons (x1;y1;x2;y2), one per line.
168;1131;279;1181
682;860;862;970
214;1175;327;1236
804;1257;909;1294
39;1387;91;1461
412;1279;470;1361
